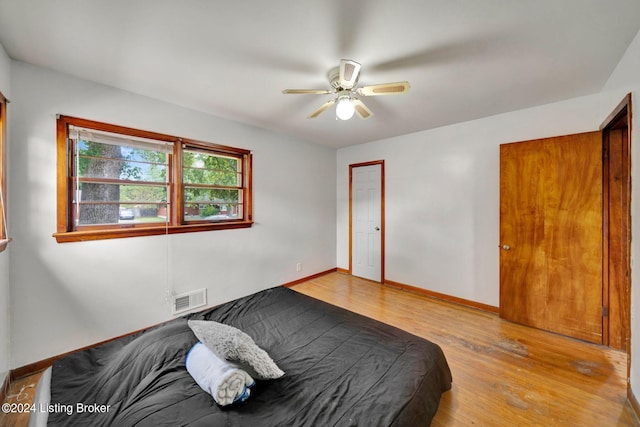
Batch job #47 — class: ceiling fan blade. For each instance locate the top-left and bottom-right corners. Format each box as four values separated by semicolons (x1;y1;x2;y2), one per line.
358;81;410;96
282;89;333;95
352;99;373;120
339;59;361;89
307;99;336;119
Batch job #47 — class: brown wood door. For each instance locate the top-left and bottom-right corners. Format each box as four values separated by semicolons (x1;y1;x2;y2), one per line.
500;131;603;344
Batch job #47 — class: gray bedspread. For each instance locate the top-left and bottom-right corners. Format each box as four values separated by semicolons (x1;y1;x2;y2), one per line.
47;287;452;426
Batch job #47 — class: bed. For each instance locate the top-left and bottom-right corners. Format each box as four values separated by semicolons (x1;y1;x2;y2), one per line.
30;286;452;426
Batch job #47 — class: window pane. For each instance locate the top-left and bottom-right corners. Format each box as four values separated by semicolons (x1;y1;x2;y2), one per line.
73;135;171;227
77;140;168;182
118;204;169;224
76;203;121;225
75;182;168;225
120;184;168;203
183;150;240;186
184;203;242;221
75;203;169;226
183;187;240;203
183;187;242;221
77;182;167;202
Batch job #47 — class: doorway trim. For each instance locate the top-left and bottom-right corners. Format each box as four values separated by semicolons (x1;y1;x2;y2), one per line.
349;160;385;282
600;93;632;392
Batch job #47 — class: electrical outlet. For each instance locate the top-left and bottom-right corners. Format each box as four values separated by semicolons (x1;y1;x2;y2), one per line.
296;262;302;272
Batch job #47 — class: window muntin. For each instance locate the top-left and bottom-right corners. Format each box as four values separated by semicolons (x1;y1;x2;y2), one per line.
55;116;252;242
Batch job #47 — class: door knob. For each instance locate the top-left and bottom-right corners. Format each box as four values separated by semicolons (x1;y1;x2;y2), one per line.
502;244;511;251
375;226;380;231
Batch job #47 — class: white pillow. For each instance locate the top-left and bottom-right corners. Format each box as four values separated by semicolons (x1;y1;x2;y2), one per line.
188;320;285;380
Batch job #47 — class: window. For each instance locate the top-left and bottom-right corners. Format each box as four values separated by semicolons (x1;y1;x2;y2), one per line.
54;116;252;242
0;92;7;250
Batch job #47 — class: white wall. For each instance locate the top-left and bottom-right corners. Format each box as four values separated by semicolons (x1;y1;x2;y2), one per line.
0;42;11;390
8;61;336;368
337;91;626;306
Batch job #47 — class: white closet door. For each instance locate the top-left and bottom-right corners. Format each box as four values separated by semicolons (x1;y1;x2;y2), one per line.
352;163;382;282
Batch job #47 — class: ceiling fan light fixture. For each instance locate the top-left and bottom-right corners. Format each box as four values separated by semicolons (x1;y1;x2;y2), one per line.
335;96;355;120
282;59;408;120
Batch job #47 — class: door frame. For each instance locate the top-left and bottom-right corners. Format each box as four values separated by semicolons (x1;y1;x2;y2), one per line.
349;160;385;282
600;93;632;375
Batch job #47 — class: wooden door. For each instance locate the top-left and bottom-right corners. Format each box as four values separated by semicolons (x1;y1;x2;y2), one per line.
350;162;383;282
500;131;603;344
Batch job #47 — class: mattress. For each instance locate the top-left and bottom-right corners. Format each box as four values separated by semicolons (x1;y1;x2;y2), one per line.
35;286;452;426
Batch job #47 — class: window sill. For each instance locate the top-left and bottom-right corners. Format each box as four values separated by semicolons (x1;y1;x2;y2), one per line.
53;221;253;243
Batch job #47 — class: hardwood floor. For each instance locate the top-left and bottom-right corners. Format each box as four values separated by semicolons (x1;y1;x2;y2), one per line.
1;271;637;426
0;371;42;427
292;272;638;426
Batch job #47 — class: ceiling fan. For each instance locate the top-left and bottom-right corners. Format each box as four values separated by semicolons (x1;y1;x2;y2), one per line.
282;59;410;120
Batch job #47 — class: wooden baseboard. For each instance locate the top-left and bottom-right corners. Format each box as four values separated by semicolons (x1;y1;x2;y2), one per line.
628;387;640;423
336;267;350;275
0;371;10;405
384;279;499;314
282;268;337;288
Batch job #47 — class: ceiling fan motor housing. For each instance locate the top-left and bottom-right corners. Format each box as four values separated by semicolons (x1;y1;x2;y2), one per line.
328;65;360;91
327;66;343;90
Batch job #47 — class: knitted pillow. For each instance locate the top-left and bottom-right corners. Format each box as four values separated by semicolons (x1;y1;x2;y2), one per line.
187;320;284;380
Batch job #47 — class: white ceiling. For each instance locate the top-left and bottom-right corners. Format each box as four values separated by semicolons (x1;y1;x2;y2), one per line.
0;0;639;148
